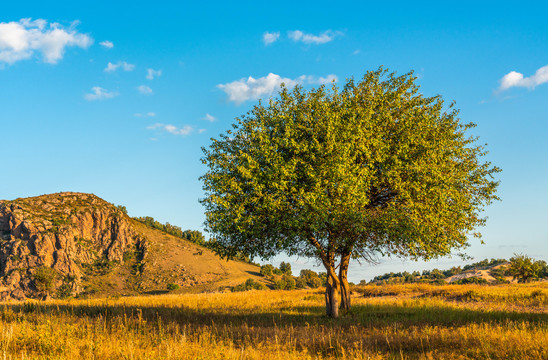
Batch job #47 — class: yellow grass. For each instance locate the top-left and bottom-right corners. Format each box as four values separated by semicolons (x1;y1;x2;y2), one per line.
0;283;547;359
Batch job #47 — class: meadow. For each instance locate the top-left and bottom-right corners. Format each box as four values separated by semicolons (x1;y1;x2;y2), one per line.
0;283;546;359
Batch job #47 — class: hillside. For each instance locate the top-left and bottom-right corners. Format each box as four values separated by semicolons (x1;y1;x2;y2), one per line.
0;192;263;300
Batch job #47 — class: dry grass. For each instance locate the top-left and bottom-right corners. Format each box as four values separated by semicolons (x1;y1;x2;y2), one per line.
0;283;546;359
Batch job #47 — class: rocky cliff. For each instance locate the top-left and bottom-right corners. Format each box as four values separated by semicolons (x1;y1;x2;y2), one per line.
0;192;144;299
0;192;265;300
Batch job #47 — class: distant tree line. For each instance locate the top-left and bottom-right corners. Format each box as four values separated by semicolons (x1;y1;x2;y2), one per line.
260;262;326;290
231;262;328;292
368;255;548;285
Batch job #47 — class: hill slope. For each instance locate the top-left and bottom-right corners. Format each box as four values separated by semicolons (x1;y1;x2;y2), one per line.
0;192;262;299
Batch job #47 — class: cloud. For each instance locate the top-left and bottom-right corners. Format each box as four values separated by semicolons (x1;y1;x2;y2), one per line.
288;30;342;45
0;18;92;65
147;123;193;136
217;73;338;104
104;61;135;72
146;68;162;80
198;129;206;134
99;40;113;49
137;85;153;95
84;86;118;101
203;113;216;122
498;65;548;91
262;31;280;45
134;112;156;117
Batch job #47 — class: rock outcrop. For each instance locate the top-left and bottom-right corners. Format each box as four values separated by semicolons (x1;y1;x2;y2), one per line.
0;192;144;299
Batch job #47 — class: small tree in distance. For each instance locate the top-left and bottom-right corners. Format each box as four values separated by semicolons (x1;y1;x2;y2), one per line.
260;264;274;277
33;266;58;298
279;262;292;275
200;68;500;317
508;254;544;283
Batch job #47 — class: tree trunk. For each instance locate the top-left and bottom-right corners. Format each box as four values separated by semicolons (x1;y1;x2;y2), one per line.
306;235;342;318
325;270;340;318
339;253;351;312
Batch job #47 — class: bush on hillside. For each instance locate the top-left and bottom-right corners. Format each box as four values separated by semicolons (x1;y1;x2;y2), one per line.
299;269;322;288
274;274;296;290
232;279;267;292
167;283;180;291
33;266;58;295
279;262;292;275
260;264;275;277
453;276;488;285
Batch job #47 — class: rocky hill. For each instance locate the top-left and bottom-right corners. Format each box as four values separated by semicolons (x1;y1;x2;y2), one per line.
0;192;263;300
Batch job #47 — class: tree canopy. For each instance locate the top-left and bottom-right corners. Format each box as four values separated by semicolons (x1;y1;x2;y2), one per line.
200;68;500;317
508;254;547;283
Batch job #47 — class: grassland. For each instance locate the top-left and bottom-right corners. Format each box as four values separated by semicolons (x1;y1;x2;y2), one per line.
0;283;546;359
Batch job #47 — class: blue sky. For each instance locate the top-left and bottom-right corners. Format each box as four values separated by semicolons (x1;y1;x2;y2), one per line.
2;1;547;281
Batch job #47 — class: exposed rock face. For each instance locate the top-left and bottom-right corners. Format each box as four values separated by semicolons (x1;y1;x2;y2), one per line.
0;192;144;300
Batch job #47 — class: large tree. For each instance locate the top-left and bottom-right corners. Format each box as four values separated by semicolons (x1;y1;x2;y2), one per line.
200;68;500;317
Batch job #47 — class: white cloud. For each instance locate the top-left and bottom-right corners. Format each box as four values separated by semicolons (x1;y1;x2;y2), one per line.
137;85;153;95
104;61;135;72
198;129;206;134
217;73;338;104
498;65;548;91
147;123;193;136
0;18;92;65
288;30;341;45
146;68;162;80
99;40;113;49
203;113;216;122
313;74;338;84
134;112;156;117
262;31;280;45
84;86;118;101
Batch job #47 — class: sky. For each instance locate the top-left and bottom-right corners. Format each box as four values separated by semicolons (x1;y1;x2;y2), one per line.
1;1;547;282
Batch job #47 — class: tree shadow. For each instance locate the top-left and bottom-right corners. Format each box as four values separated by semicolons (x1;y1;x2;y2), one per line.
244;270;262;277
142;290;170;295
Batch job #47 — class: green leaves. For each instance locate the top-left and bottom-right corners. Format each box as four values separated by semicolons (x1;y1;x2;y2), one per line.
200;67;500;265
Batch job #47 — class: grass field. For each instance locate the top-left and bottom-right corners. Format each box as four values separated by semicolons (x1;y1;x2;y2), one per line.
0;283;546;359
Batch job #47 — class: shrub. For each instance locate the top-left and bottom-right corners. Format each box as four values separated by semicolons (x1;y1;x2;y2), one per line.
299;269;322;288
295;277;307;289
274;274;296;290
33;267;58;295
454;276;488;285
429;269;445;280
116;205;128;214
260;264;274;277
489;267;507;278
56;274;76;299
167;283;180;291
232;278;267;292
279;262;292;275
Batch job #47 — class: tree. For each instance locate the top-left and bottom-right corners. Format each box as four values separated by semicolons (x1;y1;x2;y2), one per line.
260;264;274;277
300;269;322;288
200;68;500;317
33;266;58;298
279;261;292;275
508;254;543;283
